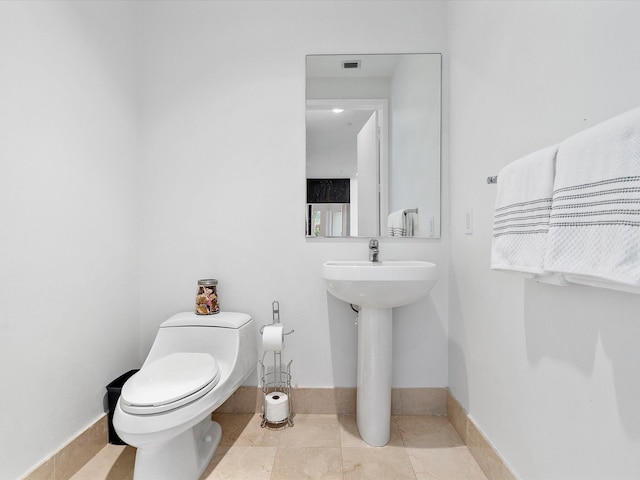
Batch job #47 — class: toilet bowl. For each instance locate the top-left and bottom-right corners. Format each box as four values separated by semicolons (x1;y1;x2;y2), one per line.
113;311;256;480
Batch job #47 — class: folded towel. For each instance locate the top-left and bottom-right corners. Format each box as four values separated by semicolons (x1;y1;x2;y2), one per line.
491;144;564;283
387;210;405;236
386;209;416;236
405;212;417;236
544;107;640;292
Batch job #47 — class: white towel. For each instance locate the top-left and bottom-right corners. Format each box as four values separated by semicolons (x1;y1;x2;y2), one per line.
491;144;566;284
544;107;640;293
386;209;416;236
405;212;417;236
387;210;405;236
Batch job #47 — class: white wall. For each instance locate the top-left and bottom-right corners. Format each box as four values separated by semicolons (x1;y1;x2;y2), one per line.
0;2;140;479
448;1;640;478
137;0;449;389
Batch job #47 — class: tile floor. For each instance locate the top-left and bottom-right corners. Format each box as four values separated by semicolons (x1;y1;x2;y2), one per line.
70;414;488;480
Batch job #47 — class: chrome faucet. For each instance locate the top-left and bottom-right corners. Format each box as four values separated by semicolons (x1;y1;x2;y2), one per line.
369;238;379;262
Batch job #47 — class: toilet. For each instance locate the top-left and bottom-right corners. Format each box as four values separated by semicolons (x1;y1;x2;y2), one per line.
113;311;256;480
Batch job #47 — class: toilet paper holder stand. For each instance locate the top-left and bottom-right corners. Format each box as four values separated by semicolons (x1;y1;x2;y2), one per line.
259;301;294;429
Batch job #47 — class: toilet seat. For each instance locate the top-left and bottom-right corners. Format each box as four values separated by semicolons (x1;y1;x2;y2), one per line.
120;352;220;415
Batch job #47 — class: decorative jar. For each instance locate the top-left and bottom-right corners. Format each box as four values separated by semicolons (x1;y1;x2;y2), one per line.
195;279;219;315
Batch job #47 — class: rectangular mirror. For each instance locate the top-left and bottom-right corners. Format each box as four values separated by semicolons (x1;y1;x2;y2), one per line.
305;53;441;238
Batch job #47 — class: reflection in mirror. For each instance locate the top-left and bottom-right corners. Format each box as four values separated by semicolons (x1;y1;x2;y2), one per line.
305;53;441;238
306;179;351;236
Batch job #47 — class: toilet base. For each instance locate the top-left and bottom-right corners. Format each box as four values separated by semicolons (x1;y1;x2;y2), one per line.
133;417;222;480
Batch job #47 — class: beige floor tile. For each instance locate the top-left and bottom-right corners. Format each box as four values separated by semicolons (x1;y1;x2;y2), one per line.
342;446;416;479
212;413;279;446
392;388;446;416
201;445;276;480
60;414;489;480
231;386;262;413
57;417;108;479
445;390;468;443
338;415;403;448
293;388;338;414
70;444;135;480
395;416;464;448
466;420;515;480
271;447;343;480
277;414;341;448
408;446;488;480
23;458;54;480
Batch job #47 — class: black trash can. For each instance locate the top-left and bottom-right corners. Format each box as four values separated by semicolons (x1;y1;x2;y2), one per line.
106;369;139;445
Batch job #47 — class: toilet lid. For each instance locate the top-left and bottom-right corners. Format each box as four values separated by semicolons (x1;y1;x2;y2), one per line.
120;353;220;413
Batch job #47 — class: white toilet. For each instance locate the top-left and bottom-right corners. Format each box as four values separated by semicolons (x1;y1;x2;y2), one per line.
113;311;256;480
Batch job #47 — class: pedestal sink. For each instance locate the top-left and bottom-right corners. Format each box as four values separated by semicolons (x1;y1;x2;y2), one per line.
322;260;437;447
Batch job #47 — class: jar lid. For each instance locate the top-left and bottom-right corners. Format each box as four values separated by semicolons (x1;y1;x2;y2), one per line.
198;279;218;286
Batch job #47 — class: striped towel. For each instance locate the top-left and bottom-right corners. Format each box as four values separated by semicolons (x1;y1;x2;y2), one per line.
544;107;640;292
387;210;415;236
491;145;564;283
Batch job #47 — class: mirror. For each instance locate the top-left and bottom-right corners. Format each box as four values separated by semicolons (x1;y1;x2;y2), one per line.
305;53;441;238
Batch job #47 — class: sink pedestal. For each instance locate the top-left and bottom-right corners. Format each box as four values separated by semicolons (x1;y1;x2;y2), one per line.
357;307;392;447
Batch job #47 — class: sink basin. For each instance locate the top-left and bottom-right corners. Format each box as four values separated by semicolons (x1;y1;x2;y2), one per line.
322;260;437;308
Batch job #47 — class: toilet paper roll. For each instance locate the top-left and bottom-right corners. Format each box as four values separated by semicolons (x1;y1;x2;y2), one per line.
262;324;285;352
265;391;289;422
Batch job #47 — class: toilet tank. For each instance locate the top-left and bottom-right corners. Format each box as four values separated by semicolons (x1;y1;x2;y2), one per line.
143;312;254;376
